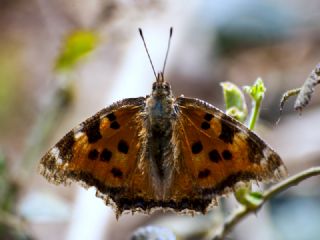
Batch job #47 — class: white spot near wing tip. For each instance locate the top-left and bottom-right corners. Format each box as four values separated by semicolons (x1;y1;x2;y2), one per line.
50;147;63;165
50;147;60;158
74;131;85;140
262;147;272;158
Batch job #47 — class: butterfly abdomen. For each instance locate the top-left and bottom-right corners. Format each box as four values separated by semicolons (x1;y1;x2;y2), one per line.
148;122;173;178
145;92;176;189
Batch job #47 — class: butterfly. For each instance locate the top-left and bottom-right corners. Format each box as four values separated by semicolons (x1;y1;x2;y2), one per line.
39;28;287;217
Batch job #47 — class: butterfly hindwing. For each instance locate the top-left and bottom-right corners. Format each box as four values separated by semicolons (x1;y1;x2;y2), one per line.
172;97;287;205
39;97;156;213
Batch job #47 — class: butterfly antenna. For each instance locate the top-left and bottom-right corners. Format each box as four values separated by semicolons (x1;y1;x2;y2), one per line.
162;27;173;74
139;28;157;78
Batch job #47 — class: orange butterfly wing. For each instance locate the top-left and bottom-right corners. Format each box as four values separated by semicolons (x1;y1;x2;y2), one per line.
39;98;155;215
40;95;287;215
167;97;287;212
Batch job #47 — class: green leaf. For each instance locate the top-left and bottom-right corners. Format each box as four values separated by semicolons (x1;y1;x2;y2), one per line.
234;182;252;205
220;82;248;122
55;30;99;71
244;191;264;208
243;77;266;130
235;183;263;209
243;77;266;103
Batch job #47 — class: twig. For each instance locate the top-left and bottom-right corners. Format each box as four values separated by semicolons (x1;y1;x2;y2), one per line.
212;166;320;240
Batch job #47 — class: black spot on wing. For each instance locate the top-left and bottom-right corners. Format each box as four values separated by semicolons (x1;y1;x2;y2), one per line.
209;149;222;163
106;112;116;121
84;119;102;143
106;112;117;122
111;167;123;178
118;140;129;154
88;149;99;160
218;116;239;144
201;121;210;130
198;169;211;178
204;113;213;121
192;141;203;154
110;121;120;129
222;150;232;160
100;148;112;162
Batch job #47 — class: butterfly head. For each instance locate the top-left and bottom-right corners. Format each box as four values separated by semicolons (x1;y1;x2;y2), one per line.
151;72;172;98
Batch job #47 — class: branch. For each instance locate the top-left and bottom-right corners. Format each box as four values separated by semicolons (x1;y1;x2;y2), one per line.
212;166;320;240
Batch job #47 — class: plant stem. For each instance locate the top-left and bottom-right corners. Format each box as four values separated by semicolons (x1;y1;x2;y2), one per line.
248;97;261;130
212;166;320;240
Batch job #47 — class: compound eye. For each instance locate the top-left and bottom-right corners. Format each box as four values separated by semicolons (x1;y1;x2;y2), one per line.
152;84;157;90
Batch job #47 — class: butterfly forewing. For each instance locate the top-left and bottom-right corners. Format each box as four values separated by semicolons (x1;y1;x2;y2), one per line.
174;97;287;198
39;97;155;211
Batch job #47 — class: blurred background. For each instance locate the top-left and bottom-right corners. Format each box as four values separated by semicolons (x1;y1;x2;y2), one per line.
1;0;320;239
